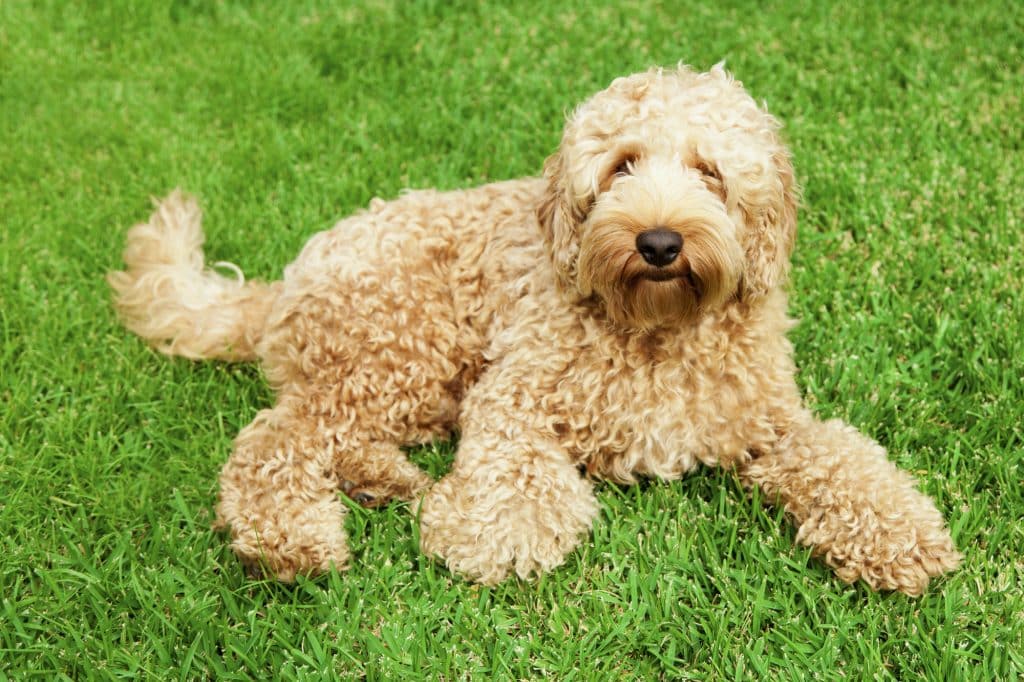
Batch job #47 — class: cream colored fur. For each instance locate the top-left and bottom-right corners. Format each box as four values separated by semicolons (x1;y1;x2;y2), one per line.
109;65;960;595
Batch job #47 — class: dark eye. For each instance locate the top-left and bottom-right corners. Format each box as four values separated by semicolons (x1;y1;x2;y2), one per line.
696;162;721;182
613;153;638;177
600;154;640;192
695;161;725;198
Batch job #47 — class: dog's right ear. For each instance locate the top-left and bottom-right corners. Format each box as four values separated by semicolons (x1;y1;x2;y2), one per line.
537;152;583;292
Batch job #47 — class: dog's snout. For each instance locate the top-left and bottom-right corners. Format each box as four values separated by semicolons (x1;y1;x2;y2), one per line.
636;228;682;267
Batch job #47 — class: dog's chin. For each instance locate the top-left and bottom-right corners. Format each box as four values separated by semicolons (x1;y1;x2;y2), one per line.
591;271;704;331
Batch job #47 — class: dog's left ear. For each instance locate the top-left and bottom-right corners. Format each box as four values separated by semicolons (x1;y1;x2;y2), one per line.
537;151;583;292
739;146;799;300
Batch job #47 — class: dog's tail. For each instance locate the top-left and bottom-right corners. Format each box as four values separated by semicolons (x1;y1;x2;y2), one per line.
107;190;281;361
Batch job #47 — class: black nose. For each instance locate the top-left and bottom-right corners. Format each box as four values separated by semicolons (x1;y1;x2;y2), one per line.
635;228;682;267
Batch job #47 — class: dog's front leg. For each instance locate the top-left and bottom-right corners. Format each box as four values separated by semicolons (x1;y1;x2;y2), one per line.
740;413;961;595
419;434;597;585
418;371;598;584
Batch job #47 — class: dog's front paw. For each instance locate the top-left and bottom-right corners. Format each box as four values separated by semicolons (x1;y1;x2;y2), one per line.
799;499;962;596
418;465;598;585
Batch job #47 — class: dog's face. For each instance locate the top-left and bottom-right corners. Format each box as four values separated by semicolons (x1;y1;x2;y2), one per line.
538;65;798;331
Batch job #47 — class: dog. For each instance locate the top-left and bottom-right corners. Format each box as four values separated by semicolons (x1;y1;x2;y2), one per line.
108;64;961;595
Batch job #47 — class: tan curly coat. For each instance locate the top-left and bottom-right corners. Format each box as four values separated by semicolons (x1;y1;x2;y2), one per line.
108;65;961;595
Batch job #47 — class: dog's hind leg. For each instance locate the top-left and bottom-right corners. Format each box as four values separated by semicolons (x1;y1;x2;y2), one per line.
214;394;353;581
336;441;433;508
214;388;435;581
254;279;472;507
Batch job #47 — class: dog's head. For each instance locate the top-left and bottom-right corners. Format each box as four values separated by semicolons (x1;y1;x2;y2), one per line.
538;65;798;331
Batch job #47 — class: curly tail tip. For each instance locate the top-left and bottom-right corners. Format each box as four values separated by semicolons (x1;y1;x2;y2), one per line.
106;190;279;361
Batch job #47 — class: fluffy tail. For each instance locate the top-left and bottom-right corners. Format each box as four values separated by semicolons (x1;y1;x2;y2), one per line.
107;190;281;361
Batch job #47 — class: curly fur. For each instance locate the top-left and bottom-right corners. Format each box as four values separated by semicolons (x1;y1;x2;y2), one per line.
108;65;960;595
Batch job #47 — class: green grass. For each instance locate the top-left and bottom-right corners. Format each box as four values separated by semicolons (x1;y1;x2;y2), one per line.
2;0;1022;678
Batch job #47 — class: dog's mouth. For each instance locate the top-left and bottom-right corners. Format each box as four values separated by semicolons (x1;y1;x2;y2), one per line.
637;269;702;296
640;270;678;282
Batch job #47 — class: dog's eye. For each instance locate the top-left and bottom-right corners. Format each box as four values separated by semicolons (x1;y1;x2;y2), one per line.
695;162;725;198
696;162;721;182
601;155;639;192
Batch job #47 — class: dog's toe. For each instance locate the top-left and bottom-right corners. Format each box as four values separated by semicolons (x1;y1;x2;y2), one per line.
350;489;384;507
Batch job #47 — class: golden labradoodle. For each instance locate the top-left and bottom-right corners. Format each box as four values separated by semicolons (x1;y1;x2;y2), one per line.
109;65;960;595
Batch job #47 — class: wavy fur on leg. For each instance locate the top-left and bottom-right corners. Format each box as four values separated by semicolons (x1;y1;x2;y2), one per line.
420;434;598;585
740;416;962;595
214;394;351;580
107;191;280;361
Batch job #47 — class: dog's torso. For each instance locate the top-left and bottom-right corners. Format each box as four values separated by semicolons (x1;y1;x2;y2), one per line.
259;179;548;440
263;178;801;479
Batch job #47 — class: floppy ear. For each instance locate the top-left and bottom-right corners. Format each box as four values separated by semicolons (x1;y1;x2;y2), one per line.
740;146;799;299
536;151;582;291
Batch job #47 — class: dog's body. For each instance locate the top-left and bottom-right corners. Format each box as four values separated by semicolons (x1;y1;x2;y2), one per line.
109;66;960;594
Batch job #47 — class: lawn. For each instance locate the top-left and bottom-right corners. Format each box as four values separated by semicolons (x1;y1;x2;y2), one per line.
2;0;1022;679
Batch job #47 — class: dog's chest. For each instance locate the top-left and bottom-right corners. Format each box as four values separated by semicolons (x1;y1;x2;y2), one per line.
619;390;706;480
507;294;796;481
559;344;743;481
